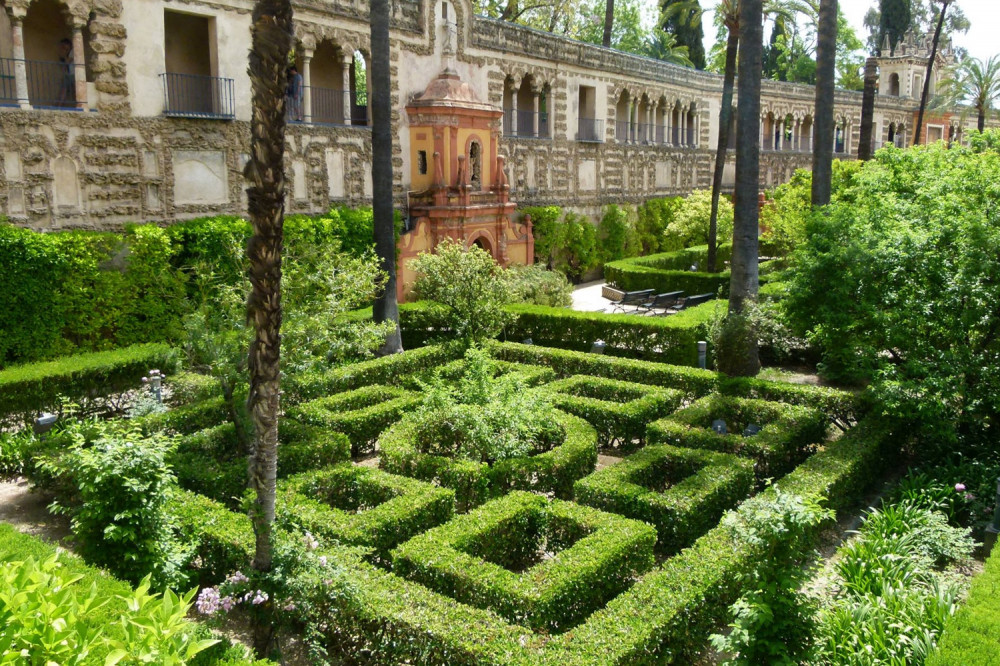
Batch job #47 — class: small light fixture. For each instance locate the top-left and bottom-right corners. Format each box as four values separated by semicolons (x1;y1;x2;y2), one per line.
590;340;606;355
33;413;58;437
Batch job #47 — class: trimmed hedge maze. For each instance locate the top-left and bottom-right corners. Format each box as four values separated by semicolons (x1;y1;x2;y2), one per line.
148;343;889;664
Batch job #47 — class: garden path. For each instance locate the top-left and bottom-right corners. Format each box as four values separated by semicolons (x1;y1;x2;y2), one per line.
0;478;72;547
571;280;612;312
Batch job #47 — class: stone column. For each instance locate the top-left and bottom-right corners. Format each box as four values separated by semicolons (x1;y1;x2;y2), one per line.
72;25;87;110
681;111;687;147
511;87;518;136
302;50;313;123
647;106;654;143
532;90;540;137
759;116;765;148
341;54;352;124
11;17;29;110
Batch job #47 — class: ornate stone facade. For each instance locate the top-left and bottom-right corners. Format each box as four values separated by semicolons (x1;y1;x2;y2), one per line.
0;0;987;230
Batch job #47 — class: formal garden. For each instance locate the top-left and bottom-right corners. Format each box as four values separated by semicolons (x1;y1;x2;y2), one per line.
2;133;1000;665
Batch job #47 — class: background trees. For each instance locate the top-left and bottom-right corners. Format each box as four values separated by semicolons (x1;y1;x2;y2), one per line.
935;55;1000;132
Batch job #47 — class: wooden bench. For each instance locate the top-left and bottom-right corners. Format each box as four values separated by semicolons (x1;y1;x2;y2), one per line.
636;291;685;315
610;288;655;313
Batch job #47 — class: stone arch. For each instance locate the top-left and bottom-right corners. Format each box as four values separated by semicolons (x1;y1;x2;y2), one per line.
615;89;630;143
468;230;495;258
888;72;900;96
22;0;82;107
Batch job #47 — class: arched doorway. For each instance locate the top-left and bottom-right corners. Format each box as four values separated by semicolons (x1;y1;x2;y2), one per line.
470;234;493;258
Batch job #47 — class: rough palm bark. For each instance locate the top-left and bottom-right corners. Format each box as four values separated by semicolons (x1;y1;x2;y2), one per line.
717;0;762;377
371;0;403;355
914;0;950;145
811;0;837;207
245;0;293;656
602;0;615;47
858;56;878;160
707;8;739;273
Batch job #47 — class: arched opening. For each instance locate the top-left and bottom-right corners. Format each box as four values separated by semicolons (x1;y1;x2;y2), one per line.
670;102;681;145
762;113;776;150
637;94;651;144
686;104;697;147
516;74;536;138
502;75;516;136
887;122;896;147
470;234;493;257
834;121;846;154
783;114;794;151
615;91;630;143
655;97;668;145
912;74;922;98
800;115;813;152
888;73;900;96
300;40;354;125
349;50;368;125
23;0;88;108
469;140;482;190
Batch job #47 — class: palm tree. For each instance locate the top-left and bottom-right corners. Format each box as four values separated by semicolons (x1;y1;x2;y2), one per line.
371;0;403;354
935;55;1000;132
857;56;877;160
914;0;952;145
644;29;695;67
811;0;837;207
603;0;615;47
245;0;293;655
718;0;763;377
662;0;793;272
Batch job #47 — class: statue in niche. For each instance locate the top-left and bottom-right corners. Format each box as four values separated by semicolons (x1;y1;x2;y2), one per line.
469;142;481;190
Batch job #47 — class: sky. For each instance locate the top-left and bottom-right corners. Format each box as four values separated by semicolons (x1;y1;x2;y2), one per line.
695;0;999;63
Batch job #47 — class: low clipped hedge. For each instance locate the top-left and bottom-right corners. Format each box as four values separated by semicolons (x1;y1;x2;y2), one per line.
426;358;557;389
0;343;179;421
294;417;896;665
170;489;255;585
170;419;351;508
287;385;423;456
380;410;597;510
166;371;220;407
539;376;684;449
504;302;717;366
286;344;462;404
391;491;656;633
0;522;267;666
927;541;1000;666
718;375;867;428
275;464;455;559
648;395;828;481
488;342;718;397
603;244;735;296
133;394;233;436
574;444;753;553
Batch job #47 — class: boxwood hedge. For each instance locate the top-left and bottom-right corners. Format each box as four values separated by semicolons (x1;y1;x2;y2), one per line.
648;395;828;481
0;343;179;422
391;491;656;633
379;410;598;510
275;464;455;559
539;376;684;449
573;444;753;553
287;385;423;456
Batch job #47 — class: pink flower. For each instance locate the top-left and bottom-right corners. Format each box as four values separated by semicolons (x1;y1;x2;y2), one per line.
955;483;967;492
196;587;221;615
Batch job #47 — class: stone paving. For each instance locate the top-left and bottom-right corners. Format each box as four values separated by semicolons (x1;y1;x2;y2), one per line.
571;280;613;312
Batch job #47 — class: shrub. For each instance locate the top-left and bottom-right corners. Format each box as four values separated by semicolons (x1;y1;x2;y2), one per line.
597;204;639;263
525;208;600;281
521;205;564;265
667;189;733;250
276;464;455;559
411;239;515;342
40;424;190;590
648;395;828;481
132;395;233;436
784;137;1000;456
506;263;573;307
380;408;597;510
540;375;684;448
574;444;754;553
167;371;221;407
504;302;716;366
169;490;254;585
636;197;682;255
391;491;656;633
0;343;179;422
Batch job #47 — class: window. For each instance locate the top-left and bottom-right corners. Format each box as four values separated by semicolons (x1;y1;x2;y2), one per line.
418;150;428;175
162;10;233;118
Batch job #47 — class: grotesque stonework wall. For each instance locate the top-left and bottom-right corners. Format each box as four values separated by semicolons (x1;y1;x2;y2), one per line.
0;0;989;230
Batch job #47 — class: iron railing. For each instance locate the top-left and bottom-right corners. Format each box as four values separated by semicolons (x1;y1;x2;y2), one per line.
686;127;696;147
0;58;81;109
161;72;235;119
615;120;631;143
577;117;604;142
503;110;549;138
299;87;367;126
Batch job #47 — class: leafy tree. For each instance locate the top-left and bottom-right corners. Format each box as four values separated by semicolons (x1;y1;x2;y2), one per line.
372;0;402;355
717;0;763;377
636;197;683;254
668;189;734;250
577;0;649;54
411;239;515;343
786;135;1000;456
597;204;640;262
934;55;1000;132
661;0;707;69
245;0;293;653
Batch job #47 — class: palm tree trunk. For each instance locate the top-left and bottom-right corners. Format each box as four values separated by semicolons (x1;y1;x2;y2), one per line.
602;0;615;47
811;0;837;207
978;107;986;133
858;56;878;161
717;0;762;377
371;0;403;355
707;25;739;274
245;0;293;656
914;0;950;145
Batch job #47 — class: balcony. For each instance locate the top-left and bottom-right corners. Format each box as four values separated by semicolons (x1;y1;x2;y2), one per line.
161;72;235;120
615;120;631;143
0;57;85;110
502;110;549;138
298;87;368;126
577;117;604;142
